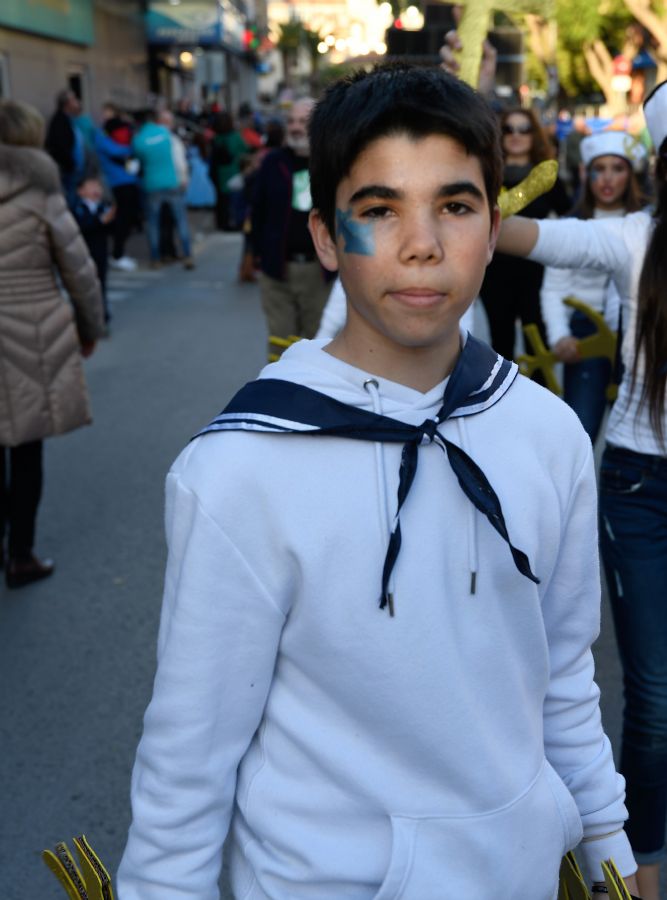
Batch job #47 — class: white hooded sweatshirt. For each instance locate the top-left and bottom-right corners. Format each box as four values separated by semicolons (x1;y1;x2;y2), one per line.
118;336;634;900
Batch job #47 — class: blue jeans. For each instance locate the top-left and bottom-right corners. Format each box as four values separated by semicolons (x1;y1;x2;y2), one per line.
563;311;611;444
146;189;191;261
599;444;667;863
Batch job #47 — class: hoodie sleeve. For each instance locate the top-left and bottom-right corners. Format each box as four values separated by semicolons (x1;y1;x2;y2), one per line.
117;467;287;900
541;441;636;882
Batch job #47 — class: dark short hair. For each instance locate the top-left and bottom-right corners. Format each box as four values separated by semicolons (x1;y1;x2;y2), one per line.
309;64;502;238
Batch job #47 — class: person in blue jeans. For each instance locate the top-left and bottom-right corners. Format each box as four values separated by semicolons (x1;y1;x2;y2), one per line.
497;77;667;900
132;109;193;269
539;130;647;444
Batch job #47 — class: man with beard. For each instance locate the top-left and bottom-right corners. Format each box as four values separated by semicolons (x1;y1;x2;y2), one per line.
251;97;331;357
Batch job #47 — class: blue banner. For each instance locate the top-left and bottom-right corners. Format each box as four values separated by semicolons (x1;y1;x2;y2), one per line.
146;1;222;46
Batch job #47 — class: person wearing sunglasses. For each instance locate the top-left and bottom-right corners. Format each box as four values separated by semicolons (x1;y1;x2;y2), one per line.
479;107;570;375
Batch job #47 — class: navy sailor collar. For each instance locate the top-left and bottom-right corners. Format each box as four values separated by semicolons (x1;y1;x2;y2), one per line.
197;335;539;614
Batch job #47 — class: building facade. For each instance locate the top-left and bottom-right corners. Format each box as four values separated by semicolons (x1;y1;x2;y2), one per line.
0;0;148;117
0;0;261;118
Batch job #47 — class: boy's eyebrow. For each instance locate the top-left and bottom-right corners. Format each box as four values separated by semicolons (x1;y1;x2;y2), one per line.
436;181;486;202
348;185;401;204
348;181;486;205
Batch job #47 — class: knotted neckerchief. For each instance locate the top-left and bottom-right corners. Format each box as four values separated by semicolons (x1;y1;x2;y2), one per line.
196;335;539;615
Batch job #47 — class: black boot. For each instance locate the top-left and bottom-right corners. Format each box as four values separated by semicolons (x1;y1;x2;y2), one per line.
6;554;54;588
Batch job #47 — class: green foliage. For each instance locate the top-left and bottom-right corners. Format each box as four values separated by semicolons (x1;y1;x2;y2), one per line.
302;26;324;65
523;0;634;99
276;20;304;52
525;53;548;91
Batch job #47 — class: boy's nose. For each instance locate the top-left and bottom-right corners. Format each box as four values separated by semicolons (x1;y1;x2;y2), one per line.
400;216;444;263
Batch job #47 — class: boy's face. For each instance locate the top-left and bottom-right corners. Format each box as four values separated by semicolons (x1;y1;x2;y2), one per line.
310;133;499;366
77;179;103;203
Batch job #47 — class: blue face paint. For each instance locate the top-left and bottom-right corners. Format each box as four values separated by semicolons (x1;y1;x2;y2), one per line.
336;207;375;256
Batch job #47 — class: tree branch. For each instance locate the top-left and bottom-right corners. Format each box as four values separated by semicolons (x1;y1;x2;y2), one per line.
621;0;667;51
583;39;614;105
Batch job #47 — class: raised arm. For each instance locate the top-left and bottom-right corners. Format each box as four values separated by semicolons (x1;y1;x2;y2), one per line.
495;215;540;257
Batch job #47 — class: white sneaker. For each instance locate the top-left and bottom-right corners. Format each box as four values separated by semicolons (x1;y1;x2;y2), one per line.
110;256;138;272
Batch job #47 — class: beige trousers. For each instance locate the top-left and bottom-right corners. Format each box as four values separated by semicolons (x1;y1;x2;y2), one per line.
260;263;330;356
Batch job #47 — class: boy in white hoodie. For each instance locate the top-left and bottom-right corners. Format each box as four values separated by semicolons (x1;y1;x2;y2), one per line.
118;65;638;899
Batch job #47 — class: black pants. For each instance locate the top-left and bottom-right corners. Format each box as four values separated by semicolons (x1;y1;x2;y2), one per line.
111;183;141;260
479;252;548;386
0;441;43;559
159;202;178;259
215;188;231;231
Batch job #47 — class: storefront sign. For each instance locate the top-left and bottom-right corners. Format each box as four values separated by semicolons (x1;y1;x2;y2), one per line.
0;0;94;45
146;1;223;46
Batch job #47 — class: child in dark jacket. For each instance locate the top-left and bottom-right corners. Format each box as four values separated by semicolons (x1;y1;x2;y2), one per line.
72;175;115;325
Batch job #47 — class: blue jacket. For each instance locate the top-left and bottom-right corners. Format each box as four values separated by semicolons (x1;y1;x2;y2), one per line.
94;129;136;189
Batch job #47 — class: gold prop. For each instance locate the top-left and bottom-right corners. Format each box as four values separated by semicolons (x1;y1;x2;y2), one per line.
268;334;300;362
558;852;590;900
42;835;115;900
498;160;559;219
516;297;618;399
557;853;635;900
601;858;635;900
456;0;554;88
517;323;563;395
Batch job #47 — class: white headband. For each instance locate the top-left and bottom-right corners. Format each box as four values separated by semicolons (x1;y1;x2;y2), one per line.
580;131;646;172
643;79;667;152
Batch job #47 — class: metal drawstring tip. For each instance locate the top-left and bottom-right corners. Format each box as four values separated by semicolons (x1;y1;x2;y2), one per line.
387;593;395;617
470;572;477;595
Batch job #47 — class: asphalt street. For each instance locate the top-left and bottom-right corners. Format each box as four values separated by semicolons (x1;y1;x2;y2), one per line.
0;229;638;899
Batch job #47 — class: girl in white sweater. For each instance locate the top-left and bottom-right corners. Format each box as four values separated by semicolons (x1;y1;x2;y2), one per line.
540;131;646;443
498;80;667;900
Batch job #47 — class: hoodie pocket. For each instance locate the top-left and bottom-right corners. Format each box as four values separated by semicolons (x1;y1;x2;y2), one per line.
373;817;418;900
373;759;582;900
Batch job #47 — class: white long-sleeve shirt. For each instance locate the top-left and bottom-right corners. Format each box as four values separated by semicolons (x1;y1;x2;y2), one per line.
540;208;623;347
531;211;665;456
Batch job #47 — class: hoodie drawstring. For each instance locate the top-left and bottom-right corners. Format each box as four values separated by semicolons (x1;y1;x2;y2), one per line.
364;379;396;616
456;418;478;595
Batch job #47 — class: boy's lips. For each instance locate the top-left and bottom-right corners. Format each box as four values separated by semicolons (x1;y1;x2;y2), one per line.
389;288;446;307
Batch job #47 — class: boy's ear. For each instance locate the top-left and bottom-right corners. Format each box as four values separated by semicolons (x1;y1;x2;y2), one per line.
487;205;502;264
309;209;339;272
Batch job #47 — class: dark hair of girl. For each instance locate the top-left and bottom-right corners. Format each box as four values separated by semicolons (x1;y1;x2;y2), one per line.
572;157;645;220
499;107;555;166
631;139;667;445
